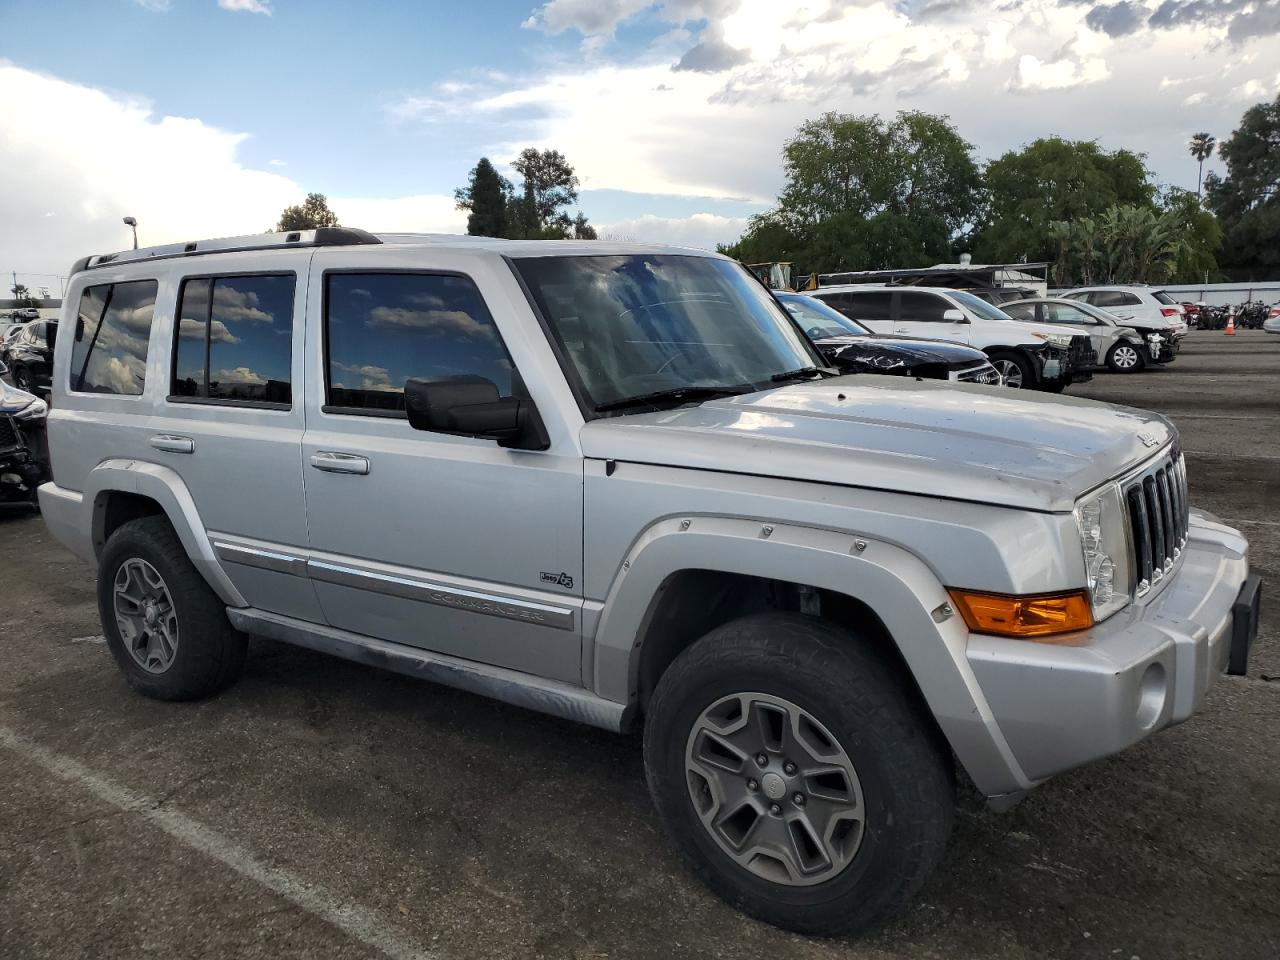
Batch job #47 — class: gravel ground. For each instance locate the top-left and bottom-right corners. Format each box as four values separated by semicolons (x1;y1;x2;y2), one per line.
1;330;1277;960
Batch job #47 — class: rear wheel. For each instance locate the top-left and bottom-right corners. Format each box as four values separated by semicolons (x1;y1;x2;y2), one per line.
1106;342;1145;373
988;351;1034;389
98;516;247;700
644;613;954;937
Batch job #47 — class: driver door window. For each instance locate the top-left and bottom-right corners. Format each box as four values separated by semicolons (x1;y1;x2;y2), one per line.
895;292;969;344
1044;303;1094;325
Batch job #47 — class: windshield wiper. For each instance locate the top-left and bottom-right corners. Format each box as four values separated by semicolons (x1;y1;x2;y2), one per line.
595;384;755;413
769;366;830;383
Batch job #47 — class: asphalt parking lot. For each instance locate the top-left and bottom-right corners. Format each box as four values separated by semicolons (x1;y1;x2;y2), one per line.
2;331;1277;960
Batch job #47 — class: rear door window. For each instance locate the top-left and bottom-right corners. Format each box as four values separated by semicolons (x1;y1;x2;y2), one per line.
69;280;157;395
1092;290;1141;307
839;290;893;321
172;274;295;405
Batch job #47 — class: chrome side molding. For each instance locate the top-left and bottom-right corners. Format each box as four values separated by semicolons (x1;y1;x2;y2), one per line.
227;608;629;732
211;539;575;632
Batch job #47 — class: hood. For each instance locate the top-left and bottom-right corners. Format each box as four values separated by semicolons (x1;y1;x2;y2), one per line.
580;378;1175;513
1000;319;1093;342
815;334;987;370
1125;317;1187;334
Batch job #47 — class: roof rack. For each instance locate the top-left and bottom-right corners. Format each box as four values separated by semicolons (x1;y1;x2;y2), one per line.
69;227;382;275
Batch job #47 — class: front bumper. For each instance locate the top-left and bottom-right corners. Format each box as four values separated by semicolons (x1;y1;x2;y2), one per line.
966;509;1256;785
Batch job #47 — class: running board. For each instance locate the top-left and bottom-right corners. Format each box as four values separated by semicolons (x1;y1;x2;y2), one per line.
226;608;631;733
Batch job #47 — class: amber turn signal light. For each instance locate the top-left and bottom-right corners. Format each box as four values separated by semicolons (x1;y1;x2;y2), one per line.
946;589;1094;640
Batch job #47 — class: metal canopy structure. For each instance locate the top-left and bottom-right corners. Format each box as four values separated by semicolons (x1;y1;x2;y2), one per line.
817;261;1050;293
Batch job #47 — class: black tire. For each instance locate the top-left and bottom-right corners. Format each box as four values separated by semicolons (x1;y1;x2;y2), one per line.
98;516;247;700
1106;341;1146;373
12;365;32;393
986;350;1035;390
644;613;954;937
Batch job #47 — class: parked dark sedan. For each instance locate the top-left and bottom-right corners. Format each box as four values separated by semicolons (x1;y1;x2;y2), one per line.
777;293;1002;385
0;374;49;507
7;318;57;394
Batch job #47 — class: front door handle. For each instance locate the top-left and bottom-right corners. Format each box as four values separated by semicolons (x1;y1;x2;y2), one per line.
150;434;195;454
310;451;371;475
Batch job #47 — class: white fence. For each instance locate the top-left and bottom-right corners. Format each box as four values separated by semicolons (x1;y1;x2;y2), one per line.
1156;283;1280;306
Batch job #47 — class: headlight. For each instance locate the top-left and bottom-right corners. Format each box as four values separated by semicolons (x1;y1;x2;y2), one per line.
1032;332;1073;347
14;396;47;421
1074;484;1132;622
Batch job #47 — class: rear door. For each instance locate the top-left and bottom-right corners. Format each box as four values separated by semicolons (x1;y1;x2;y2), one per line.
149;251;319;622
894;291;971;344
1089;290;1144;323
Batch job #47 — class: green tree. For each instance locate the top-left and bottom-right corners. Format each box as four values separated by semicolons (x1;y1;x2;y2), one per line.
1048;200;1209;287
1188;132;1215;199
508;148;580;238
10;283;37;307
973;138;1152;265
1205;94;1280;279
571;212;598;240
453;158;512;237
276;192;340;231
1160;187;1221;282
723;110;982;274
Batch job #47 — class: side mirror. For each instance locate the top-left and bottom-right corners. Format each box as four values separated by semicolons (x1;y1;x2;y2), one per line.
941;308;966;323
403;376;549;451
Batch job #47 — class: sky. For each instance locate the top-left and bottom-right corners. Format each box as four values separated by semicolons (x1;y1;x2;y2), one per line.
1;0;1277;293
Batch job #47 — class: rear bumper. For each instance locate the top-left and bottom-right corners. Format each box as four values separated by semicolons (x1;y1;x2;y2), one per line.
966;509;1254;786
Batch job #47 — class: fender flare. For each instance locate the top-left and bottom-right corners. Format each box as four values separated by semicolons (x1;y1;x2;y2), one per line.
590;514;1032;797
82;459;246;607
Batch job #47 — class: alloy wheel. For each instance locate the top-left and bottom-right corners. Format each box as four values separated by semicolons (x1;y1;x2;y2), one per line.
685;692;866;886
992;358;1023;388
113;558;179;674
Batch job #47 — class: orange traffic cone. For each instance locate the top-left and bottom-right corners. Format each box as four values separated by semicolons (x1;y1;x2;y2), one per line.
1225;314;1236;336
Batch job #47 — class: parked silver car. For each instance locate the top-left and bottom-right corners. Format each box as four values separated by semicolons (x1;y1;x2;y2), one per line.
38;230;1260;937
1002;297;1151;372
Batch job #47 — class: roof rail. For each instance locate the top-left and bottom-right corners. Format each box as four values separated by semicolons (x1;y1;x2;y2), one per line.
69;227;382;275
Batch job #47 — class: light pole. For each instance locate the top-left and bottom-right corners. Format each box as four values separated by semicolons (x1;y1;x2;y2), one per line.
123;216;138;249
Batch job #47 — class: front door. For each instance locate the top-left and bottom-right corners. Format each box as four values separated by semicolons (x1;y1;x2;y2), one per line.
1041;301;1106;357
300;251;585;685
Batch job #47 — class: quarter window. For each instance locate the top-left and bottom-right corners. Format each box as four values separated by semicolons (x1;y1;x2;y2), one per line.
69;280;157;395
325;273;513;414
172;274;295;405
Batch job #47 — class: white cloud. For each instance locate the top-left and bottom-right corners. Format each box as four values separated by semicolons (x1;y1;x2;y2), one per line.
0;63;463;279
268;158;287;166
1012;52;1110;91
134;0;172;10
218;0;272;14
596;212;749;250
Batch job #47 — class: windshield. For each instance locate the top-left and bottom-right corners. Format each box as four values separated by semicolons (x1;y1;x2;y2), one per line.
513;255;823;412
948;289;1015;321
777;294;870;339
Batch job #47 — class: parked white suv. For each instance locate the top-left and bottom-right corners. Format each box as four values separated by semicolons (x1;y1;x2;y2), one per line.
810;284;1096;390
38;230;1259;937
1061;286;1189;332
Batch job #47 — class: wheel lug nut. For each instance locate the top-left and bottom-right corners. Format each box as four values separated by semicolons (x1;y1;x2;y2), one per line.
769;803;781;816
793;793;805;806
747;778;758;791
783;761;797;776
755;753;768;767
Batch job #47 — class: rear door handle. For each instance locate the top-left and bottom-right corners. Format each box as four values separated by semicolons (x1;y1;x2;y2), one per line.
310;451;370;475
150;434;194;454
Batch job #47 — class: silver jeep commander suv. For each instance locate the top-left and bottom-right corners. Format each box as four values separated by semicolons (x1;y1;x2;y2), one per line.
40;229;1261;937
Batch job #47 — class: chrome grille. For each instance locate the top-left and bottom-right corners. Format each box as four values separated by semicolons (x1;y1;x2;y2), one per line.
1124;451;1189;596
954;361;1001;384
0;415;19;452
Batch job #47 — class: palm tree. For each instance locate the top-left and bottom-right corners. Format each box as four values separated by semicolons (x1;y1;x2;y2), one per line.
1188;132;1215;199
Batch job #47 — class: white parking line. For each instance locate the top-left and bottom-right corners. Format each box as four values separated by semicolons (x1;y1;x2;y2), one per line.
0;724;437;960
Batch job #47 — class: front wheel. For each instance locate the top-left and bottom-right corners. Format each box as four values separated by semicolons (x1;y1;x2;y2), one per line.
644;613;954;937
988;351;1034;389
12;366;33;393
1107;342;1146;373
